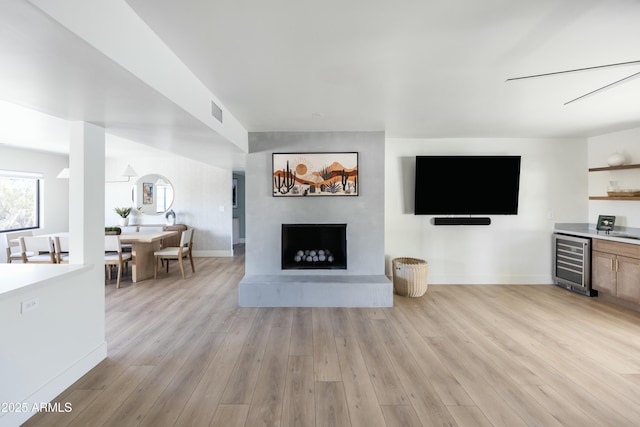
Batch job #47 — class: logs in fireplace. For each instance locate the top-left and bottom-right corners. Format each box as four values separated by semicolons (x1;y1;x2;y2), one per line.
282;224;347;270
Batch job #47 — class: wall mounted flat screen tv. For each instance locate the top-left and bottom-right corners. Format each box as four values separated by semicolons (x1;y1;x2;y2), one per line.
414;155;521;215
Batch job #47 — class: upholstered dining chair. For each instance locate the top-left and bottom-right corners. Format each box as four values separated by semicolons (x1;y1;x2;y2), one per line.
4;230;34;263
19;236;56;263
104;235;132;288
154;228;195;279
54;235;70;264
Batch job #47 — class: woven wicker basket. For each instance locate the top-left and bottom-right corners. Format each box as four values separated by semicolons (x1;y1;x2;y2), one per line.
392;257;428;297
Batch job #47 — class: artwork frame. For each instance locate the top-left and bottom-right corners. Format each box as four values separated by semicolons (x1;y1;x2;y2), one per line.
272;152;359;197
143;182;154;205
596;215;616;233
232;178;238;208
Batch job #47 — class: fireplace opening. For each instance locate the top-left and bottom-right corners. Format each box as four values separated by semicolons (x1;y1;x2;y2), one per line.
282;224;347;270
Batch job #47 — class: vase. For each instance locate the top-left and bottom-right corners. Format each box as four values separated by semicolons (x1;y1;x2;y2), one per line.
607;152;626;167
119;217;129;227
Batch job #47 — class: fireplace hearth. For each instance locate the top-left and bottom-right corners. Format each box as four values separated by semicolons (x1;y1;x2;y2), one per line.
282;224;347;270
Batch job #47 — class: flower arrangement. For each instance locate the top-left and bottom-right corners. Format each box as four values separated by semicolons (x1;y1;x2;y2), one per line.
114;207;132;218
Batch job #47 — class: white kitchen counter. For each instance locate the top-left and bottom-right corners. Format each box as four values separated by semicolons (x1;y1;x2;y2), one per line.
0;264;92;297
554;223;640;245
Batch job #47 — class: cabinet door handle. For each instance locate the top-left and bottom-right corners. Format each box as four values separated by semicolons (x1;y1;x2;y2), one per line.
615;258;619;272
611;258;614;271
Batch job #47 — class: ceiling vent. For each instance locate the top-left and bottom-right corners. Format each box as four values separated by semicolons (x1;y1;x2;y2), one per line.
211;100;223;123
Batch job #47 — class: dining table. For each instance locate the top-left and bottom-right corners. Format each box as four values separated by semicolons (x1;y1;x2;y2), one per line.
119;231;178;282
10;231;178;283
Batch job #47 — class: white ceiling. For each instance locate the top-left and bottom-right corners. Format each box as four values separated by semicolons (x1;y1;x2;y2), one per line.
0;0;243;167
0;99;186;163
123;0;640;138
2;0;640;163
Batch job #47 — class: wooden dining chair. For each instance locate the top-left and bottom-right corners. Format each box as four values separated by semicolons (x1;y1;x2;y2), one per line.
19;236;56;263
104;235;132;288
54;235;70;264
4;230;33;263
154;228;195;279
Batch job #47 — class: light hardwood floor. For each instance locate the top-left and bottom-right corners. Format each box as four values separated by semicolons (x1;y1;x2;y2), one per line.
24;249;640;426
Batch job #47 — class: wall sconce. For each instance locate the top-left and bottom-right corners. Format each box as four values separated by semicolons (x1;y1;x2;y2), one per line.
106;164;138;183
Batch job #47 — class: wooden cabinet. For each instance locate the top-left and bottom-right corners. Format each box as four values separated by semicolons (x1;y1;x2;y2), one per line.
617;256;640;302
162;224;188;247
592;239;640;304
592;249;617;294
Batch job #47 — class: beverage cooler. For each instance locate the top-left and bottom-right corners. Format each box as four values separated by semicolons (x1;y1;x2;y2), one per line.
552;233;596;296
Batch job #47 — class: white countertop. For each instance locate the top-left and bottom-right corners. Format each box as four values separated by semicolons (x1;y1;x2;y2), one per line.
554;223;640;245
0;264;92;297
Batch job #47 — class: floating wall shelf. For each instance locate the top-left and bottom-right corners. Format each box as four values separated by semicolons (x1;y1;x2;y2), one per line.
589;164;640;172
588;163;640;200
589;196;640;201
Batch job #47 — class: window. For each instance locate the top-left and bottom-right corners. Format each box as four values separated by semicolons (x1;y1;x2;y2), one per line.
0;171;41;232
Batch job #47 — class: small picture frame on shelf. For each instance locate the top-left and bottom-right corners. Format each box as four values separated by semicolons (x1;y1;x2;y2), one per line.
596;215;616;233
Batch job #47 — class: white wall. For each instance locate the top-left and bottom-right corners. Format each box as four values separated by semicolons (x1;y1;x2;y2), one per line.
588;127;640;228
385;138;588;284
105;156;233;256
0;267;107;427
0;146;69;263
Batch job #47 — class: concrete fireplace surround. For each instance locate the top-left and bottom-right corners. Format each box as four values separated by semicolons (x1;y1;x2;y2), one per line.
239;131;392;307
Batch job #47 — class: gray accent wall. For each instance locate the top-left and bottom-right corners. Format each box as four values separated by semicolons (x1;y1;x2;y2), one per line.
245;131;385;276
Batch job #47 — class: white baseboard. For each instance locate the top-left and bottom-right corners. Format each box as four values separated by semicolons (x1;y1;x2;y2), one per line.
2;341;107;427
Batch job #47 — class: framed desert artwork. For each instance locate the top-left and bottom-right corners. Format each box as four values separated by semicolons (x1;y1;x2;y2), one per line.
272;152;358;197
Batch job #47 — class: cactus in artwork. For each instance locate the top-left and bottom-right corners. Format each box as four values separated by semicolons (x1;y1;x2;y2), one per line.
326;181;341;193
319;165;333;180
341;169;348;191
274;160;296;194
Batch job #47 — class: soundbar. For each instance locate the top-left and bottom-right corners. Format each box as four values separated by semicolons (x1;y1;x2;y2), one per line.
433;217;491;226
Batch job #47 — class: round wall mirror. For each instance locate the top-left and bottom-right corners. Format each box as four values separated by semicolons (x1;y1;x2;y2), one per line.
132;174;175;215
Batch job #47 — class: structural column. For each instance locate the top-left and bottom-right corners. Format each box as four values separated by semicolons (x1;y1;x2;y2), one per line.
68;122;106;336
68;122;105;267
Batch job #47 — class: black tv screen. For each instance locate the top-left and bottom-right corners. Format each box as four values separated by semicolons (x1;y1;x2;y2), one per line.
414;155;521;215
